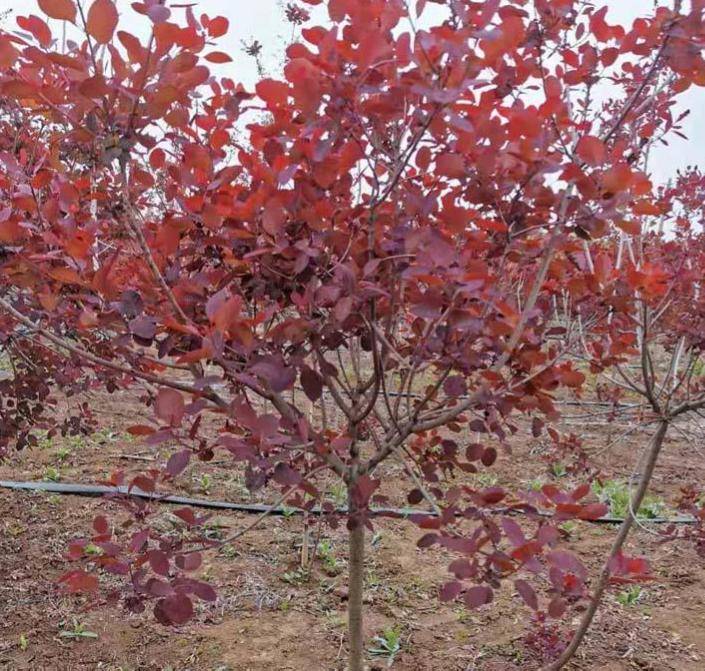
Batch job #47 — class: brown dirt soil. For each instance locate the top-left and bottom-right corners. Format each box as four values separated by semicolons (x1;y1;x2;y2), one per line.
2;389;705;671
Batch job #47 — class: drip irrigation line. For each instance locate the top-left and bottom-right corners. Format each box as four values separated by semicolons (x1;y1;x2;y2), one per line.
0;480;427;517
0;480;698;525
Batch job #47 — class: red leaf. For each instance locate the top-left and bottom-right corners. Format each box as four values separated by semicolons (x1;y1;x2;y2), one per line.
464;585;493;609
448;559;474;579
515;579;538;610
501;518;525;547
273;462;302;487
210;128;229;150
416;146;431;170
17;15;52;47
578;503;608;520
466;443;484;461
146;578;174;597
417;533;439;548
477;218;508;233
205;51;232;63
207;15;229;37
436;153;465;178
440;581;462;602
576;135;606;166
127;424;155;436
0;39;19;69
571;483;591;501
148;550;170;576
192;580;217;602
262;199;286;235
609;552;651;579
511;541;542;563
256;79;289;107
129;528;150;553
38;0;76;22
548;596;567;619
616;219;641;235
86;0;118;44
173;508;197;526
155;388;185;427
93;515;109;535
351;475;379;508
67;541;85;560
149;148;166;169
602;163;633;194
561;369;585;388
78;74;111;98
131;475;156;494
481;486;506;504
147;4;170;23
481;447;497;467
154;593;193;625
334;296;353;322
300;367;323;402
166;450;191;477
59;569;98;593
118;29;144;61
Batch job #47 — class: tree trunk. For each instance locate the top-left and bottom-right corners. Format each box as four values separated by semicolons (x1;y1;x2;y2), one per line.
347;488;365;671
542;420;669;671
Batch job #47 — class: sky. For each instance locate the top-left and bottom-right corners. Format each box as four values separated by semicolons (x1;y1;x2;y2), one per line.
0;0;703;185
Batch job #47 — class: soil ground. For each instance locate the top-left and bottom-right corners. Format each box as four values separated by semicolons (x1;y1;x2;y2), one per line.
1;389;705;671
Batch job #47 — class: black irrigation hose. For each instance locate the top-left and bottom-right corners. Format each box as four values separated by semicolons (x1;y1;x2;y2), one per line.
0;480;427;518
0;480;698;525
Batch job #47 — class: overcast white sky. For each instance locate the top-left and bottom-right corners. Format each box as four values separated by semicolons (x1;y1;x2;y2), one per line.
1;0;703;184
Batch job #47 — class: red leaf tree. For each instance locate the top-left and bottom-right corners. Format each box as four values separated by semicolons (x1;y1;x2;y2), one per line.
543;169;705;670
1;1;703;669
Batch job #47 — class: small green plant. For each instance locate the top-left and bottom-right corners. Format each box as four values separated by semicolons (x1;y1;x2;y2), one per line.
282;567;310;585
43;466;61;482
197;473;211;494
454;605;475;624
58;619;98;640
559;521;578;537
35;431;52;450
7;522;25;537
369;625;403;667
550;462;567;478
617;585;644;607
327;481;347;507
527;478;545;492
92;427;122;444
325;612;347;629
203;522;225;540
46;434;89;455
19;634;28;651
281;504;297;519
593;480;665;519
84;543;103;556
365;568;383;590
317;539;341;575
219;544;238;559
67;434;88;450
56;446;71;461
474;472;499;488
